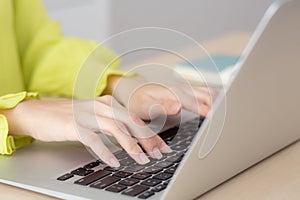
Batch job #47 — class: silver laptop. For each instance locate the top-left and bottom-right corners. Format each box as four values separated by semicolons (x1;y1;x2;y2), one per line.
1;0;300;199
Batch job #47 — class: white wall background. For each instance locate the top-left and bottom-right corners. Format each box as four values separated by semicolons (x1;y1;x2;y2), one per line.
43;0;275;62
43;0;110;41
110;0;274;41
43;0;275;40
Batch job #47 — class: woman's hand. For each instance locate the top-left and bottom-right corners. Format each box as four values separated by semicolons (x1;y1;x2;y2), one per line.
2;95;172;167
107;76;219;120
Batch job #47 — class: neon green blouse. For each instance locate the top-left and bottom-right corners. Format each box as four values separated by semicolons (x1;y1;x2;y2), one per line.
0;0;124;155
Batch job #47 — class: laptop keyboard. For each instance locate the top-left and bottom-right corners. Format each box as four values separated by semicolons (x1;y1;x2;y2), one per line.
57;117;204;199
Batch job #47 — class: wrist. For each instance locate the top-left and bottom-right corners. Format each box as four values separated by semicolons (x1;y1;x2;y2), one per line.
1;100;35;137
0;105;22;136
103;75;122;95
107;75;147;107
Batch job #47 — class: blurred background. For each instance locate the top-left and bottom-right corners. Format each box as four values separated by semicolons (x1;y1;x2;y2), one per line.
43;0;274;62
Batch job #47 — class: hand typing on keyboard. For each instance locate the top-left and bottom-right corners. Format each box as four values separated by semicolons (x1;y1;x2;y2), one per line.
58;117;203;199
105;76;218;120
3;95;172;167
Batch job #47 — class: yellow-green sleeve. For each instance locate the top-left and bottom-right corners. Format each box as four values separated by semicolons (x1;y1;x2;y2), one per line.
14;0;126;99
0;92;39;155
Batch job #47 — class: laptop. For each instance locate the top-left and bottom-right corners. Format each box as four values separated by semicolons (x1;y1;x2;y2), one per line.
1;0;300;199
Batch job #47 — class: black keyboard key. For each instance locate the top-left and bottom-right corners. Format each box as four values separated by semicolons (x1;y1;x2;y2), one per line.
165;155;181;163
141;178;162;187
71;168;94;176
166;140;174;145
119;178;139;186
163;180;171;186
164;136;174;142
172;153;184;163
132;172;151;180
171;144;187;151
57;173;73;181
115;150;128;159
176;151;185;157
186;130;197;136
170;134;185;143
84;161;99;169
90;176;120;189
165;167;176;174
104;166;123;172
182;140;192;147
153;172;173;180
144;158;158;167
74;170;111;185
124;164;145;172
120;157;135;166
158;127;179;141
114;171;133;178
151;184;167;192
154;161;173;169
184;135;194;142
106;184;127;193
97;160;104;164
143;166;162;174
175;156;183;163
138;191;155;199
122;185;149;196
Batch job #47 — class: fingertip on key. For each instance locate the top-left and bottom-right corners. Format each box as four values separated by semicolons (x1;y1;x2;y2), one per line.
152;147;163;159
160;144;173;154
109;157;120;168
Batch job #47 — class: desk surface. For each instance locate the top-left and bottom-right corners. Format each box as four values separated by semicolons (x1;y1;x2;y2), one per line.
2;33;300;200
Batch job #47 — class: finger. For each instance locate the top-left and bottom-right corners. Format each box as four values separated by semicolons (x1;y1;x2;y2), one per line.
95;97;173;159
194;86;220;105
174;86;212;116
122;111;173;159
77;127;120;168
97;117;150;165
184;86;211;106
94;100;158;140
184;95;211;116
171;88;199;114
208;87;220;102
156;99;182;116
141;96;182;118
113;110;168;159
197;104;211;116
137;134;173;159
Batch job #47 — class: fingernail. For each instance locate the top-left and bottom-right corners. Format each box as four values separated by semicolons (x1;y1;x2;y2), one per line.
160;144;173;154
139;153;150;164
152;147;163;159
170;104;181;113
109;157;120;168
130;153;150;165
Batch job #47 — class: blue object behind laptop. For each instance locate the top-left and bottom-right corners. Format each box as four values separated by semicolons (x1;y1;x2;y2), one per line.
176;54;239;72
173;54;239;86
